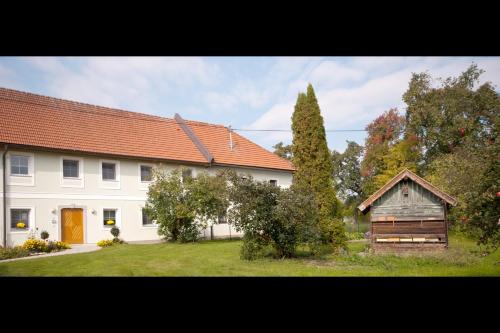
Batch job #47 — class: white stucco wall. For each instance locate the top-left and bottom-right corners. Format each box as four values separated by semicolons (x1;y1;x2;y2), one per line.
0;149;292;246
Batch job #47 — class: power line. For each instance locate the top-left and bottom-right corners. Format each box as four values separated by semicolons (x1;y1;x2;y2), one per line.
232;128;367;132
1;94;367;133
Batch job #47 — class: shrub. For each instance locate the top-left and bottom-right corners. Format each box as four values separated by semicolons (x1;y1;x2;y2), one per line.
146;167;230;243
320;218;348;252
97;239;114;247
240;235;265;260
40;230;49;240
110;226;120;238
22;238;49;253
0;246;30;260
346;231;365;240
47;241;71;252
228;173;323;259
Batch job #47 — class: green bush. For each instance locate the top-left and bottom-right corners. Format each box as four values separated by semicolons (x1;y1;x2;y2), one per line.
240;235;265;260
346;232;365;240
40;230;49;240
0;246;30;260
228;173;323;259
110;226;120;238
46;241;71;252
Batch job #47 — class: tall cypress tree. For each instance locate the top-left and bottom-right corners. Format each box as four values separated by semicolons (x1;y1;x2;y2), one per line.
291;84;346;249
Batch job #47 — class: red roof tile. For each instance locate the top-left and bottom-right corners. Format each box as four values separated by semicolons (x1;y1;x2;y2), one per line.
0;87;294;171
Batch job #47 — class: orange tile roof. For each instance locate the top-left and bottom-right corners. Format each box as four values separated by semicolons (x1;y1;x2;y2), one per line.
0;87;294;171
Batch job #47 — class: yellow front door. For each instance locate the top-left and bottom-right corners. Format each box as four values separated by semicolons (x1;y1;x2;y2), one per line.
61;208;84;244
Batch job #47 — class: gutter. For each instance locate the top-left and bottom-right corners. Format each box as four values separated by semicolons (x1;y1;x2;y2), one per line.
2;144;8;248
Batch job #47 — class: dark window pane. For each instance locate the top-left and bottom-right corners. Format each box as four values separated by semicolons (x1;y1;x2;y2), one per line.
102;163;116;180
218;212;227;224
182;168;192;181
141;165;152;182
270;180;278;187
11;209;30;229
103;209;116;226
63;160;79;178
142;209;153;225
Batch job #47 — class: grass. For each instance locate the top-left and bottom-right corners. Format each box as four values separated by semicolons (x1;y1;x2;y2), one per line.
0;233;499;276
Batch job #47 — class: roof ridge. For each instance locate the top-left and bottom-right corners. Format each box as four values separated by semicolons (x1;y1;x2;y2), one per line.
0;86;177;124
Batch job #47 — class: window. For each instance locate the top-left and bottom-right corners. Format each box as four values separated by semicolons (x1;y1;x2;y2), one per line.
182;168;193;181
11;209;30;230
269;179;278;187
218;212;228;224
63;159;79;178
140;165;153;182
142;208;154;226
11;155;29;175
102;163;116;180
103;209;117;227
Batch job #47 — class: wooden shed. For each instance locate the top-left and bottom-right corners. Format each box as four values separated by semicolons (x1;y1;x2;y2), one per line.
358;169;458;252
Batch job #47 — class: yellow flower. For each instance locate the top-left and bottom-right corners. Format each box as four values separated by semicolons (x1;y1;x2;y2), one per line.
106;220;115;225
16;222;26;228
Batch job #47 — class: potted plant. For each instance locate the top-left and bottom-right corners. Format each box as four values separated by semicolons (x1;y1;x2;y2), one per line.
16;221;26;229
110;226;120;243
106;219;115;226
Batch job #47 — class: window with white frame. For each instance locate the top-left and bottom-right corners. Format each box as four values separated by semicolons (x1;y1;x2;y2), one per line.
10;155;30;175
103;209;117;227
142;208;155;226
11;209;30;231
102;163;116;180
63;159;80;178
269;179;278;187
140;165;153;182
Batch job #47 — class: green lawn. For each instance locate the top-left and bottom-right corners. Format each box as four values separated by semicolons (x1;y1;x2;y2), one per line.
0;234;499;276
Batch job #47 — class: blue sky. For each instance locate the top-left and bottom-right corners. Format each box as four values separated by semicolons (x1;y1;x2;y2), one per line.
1;57;499;153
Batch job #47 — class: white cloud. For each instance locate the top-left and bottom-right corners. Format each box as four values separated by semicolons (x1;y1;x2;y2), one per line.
23;57;220;112
0;64;22;89
248;57;500;152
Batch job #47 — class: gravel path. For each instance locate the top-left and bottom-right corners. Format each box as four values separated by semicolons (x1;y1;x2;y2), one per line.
0;244;101;263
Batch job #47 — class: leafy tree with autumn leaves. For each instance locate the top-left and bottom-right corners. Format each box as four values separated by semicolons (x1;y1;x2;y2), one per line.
405;64;500;248
361;108;407;195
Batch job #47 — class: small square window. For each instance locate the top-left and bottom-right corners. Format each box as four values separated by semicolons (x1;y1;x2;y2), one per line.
63;159;79;178
269;179;278;187
11;209;30;230
218;212;228;224
142;208;154;226
141;165;153;182
103;209;117;227
182;168;193;181
102;163;116;180
11;155;29;175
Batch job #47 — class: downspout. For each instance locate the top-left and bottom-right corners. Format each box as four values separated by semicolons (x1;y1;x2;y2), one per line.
2;144;8;248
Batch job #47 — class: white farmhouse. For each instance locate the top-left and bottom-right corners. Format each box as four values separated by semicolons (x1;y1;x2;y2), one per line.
0;88;294;247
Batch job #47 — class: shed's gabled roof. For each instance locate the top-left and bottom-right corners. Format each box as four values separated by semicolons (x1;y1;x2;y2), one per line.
357;168;458;212
0;87;294;171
